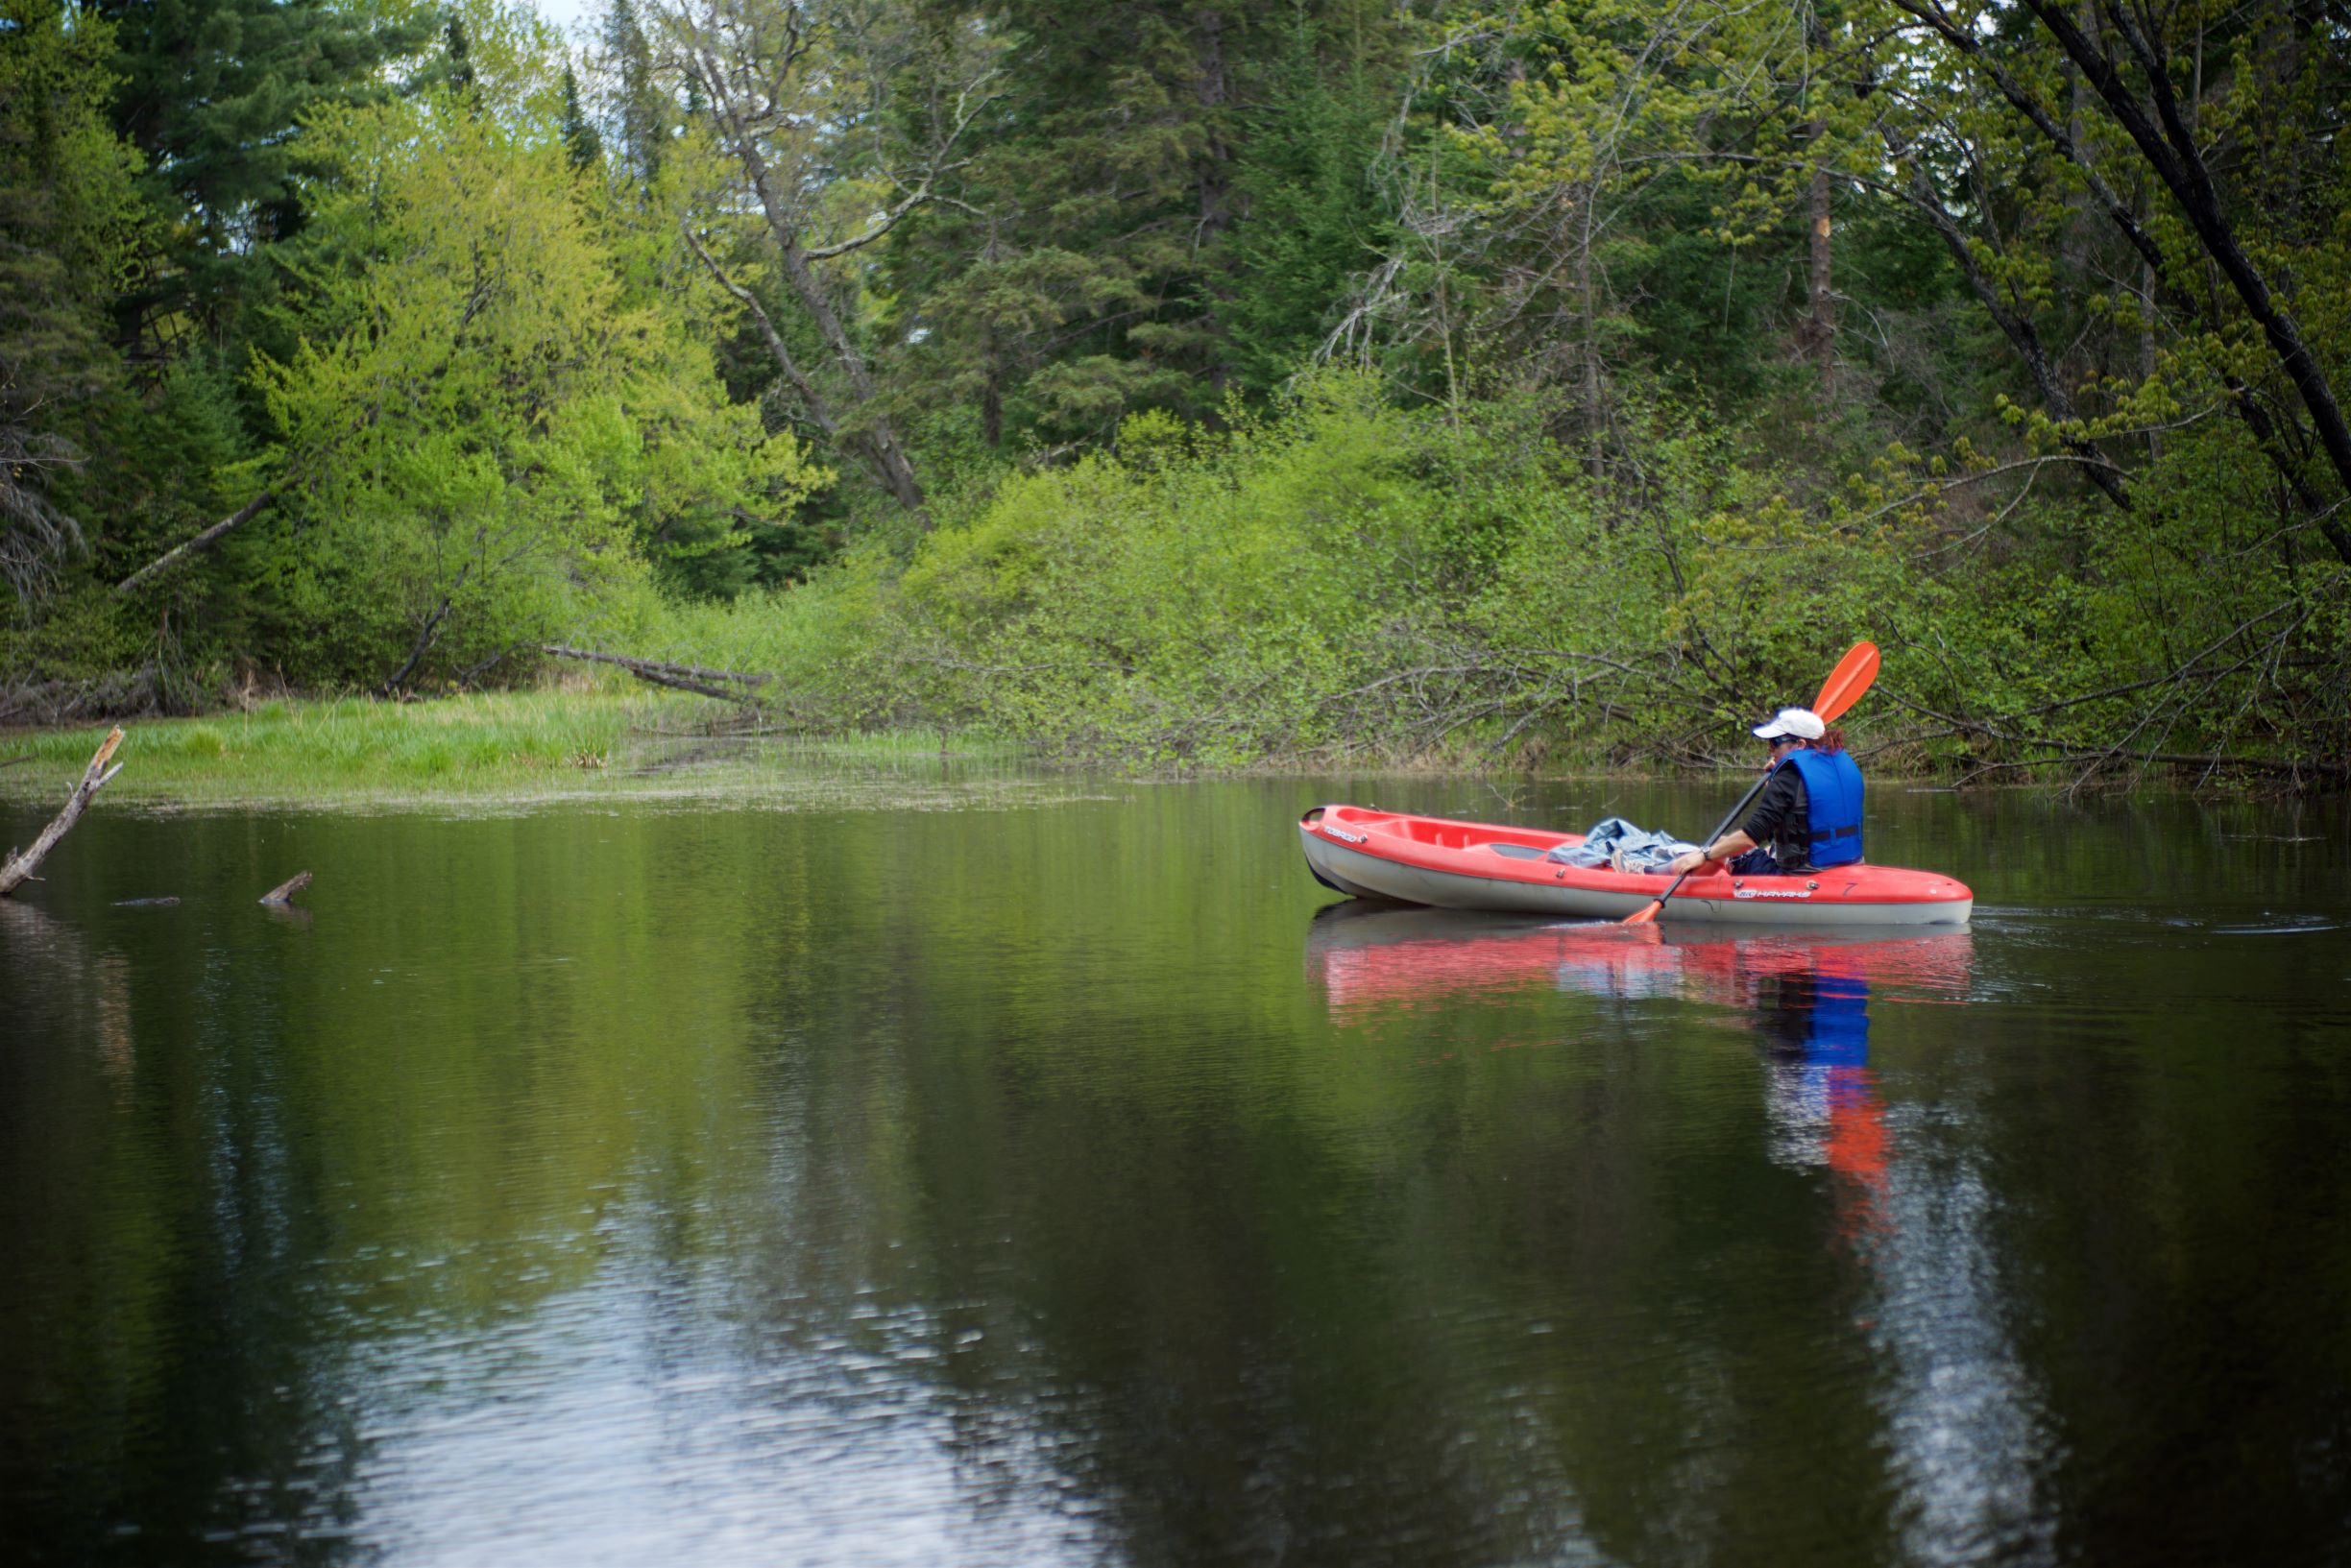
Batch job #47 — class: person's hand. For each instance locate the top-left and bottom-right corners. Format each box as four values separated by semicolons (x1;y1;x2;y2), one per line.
1667;850;1709;876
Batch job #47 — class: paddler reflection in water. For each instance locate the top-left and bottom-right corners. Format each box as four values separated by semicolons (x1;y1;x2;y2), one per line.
1665;706;1864;878
1758;960;1890;1242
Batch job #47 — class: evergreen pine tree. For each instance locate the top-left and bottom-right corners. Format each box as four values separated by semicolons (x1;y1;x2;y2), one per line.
445;13;475;100
885;1;1407;444
0;0;145;614
559;65;602;171
601;0;667;191
92;0;429;351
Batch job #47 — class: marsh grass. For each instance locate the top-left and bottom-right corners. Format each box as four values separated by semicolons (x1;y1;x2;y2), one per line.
0;687;1023;808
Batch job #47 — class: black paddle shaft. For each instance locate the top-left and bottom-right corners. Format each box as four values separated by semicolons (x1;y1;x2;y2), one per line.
1645;768;1776;913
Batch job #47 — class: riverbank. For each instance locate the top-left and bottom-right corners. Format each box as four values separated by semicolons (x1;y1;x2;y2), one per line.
0;688;1017;809
4;684;2326;810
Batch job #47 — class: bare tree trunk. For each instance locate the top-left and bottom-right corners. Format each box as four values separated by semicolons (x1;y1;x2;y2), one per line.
1;728;124;896
1795;8;1835;404
683;224;843;444
1193;10;1231;242
771;235;927;513
981;329;1005;450
676;14;929;517
259;871;312;905
979;222;1006;448
2056;0;2097;279
383;563;470;695
1192;7;1233;393
115;492;275;595
2141;251;2160;464
2022;0;2351;512
1805;147;1834;403
543;643;769;702
1575;188;1605;480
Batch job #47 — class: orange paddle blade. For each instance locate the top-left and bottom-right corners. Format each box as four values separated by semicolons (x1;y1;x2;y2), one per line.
1812;640;1880;724
1623;901;1660;925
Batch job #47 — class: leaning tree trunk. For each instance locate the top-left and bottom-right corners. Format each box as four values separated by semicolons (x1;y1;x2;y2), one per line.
681;25;928;518
115;492;275;595
771;235;927;514
1889;0;2342;553
2021;0;2351;520
1;728;124;896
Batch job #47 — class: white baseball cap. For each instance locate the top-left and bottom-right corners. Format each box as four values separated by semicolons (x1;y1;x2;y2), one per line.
1752;707;1826;741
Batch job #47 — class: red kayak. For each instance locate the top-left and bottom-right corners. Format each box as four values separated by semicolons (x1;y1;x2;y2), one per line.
1299;805;1973;927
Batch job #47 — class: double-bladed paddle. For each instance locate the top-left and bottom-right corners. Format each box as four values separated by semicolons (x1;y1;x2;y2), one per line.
1621;641;1880;926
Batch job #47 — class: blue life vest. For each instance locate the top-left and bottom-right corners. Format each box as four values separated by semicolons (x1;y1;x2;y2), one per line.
1784;747;1865;868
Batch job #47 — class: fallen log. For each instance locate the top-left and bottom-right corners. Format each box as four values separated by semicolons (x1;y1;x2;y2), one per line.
1;727;125;897
542;643;770;703
115;491;276;595
259;871;312;905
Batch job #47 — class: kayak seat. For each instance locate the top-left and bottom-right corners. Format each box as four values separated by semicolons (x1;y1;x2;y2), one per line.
1485;842;1547;859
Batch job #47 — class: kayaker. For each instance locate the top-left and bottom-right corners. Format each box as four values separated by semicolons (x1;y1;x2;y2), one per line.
1665;707;1864;877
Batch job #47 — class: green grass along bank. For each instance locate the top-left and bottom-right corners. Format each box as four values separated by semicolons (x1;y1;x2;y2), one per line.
0;689;1026;809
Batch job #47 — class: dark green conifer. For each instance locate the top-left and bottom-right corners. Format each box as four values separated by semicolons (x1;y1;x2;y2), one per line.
0;0;144;614
601;0;667;190
559;65;602;171
92;0;429;350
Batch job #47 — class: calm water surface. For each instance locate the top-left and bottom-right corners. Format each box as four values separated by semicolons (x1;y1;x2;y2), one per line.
4;770;2349;1567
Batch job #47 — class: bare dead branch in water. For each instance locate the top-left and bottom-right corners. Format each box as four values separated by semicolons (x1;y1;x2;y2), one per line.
259;872;312;905
1;728;125;896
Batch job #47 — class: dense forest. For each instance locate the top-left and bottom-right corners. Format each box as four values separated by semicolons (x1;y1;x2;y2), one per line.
2;0;2346;780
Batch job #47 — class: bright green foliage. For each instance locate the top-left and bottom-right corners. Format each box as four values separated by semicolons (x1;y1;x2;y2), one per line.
792;376;1848;765
895;381;1445;762
4;0;2348;785
247;86;828;688
643;354;2349;779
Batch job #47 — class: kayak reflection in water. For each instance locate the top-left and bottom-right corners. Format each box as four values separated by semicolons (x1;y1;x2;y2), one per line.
1300;910;1953;1241
1665;705;1866;879
1301;905;1969;1025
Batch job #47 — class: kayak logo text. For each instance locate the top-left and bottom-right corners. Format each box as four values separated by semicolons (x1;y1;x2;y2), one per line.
1732;887;1811;900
